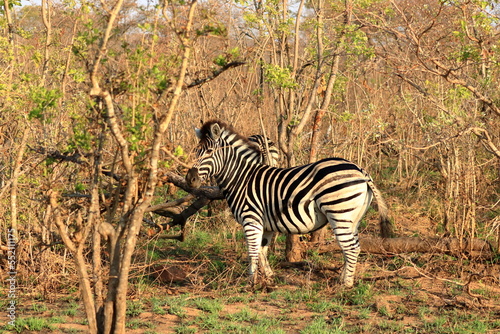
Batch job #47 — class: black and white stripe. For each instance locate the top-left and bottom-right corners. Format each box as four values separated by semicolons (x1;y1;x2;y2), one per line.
248;134;279;167
186;120;391;287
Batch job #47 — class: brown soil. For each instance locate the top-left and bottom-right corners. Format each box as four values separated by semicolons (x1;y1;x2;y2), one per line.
2;210;499;333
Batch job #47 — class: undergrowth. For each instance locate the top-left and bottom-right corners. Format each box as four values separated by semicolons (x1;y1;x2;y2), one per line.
3;220;499;334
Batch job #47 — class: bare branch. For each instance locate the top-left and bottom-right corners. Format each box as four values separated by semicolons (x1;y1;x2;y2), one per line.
49;190;76;254
161;171;224;200
161;147;191;169
146;194;195;213
30;146;88;165
187;61;246;88
470;127;500;159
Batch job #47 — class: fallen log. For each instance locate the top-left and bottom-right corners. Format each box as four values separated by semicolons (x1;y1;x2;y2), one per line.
314;237;495;258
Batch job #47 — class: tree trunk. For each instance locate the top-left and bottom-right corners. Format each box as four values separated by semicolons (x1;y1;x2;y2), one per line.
286;0;350;259
285;235;305;262
10;129;28;240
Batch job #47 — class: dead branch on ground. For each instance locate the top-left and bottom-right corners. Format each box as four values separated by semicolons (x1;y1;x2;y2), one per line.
313;236;495;259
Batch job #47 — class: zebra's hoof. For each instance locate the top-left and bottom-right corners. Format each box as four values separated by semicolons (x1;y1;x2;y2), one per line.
342;281;355;289
265;284;279;293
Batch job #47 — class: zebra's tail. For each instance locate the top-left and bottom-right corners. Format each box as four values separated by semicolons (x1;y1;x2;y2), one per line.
366;178;393;238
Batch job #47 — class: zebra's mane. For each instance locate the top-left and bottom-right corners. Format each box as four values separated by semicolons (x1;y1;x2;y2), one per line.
199;120;262;155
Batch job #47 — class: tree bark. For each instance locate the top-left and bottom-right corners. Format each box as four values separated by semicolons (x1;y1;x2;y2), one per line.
2;0;15;98
50;191;98;334
40;0;52;85
10;129;28;240
285;235;305;262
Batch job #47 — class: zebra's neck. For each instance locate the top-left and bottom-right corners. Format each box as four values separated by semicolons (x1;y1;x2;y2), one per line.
213;140;263;198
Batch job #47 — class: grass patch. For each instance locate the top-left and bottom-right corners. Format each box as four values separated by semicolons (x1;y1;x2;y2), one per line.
300;317;346;334
345;282;373;306
193;297;223;314
126;300;145;317
126;318;155;330
7;317;55;332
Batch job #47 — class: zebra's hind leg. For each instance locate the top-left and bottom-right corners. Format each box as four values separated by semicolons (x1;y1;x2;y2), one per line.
323;189;371;287
329;219;362;287
338;189;372;287
337;231;361;288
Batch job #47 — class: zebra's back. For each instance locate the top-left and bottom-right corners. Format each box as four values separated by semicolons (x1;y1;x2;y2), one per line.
235;158;372;234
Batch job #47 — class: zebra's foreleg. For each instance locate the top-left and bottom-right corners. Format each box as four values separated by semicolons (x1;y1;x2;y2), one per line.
258;231;275;279
242;221;264;286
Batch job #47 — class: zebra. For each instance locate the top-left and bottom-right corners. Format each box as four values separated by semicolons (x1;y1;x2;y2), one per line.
186;120;392;287
247;134;280;167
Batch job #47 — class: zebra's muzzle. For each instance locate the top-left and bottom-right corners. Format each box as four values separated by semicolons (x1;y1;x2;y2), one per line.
186;167;202;188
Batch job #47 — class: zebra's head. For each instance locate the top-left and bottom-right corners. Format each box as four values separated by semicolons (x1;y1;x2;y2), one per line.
186;121;223;188
186;120;263;189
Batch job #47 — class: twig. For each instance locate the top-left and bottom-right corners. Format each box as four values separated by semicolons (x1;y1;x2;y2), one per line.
161;147;191;169
464;273;496;300
470;127;500;159
397;253;499;295
187;61;246;88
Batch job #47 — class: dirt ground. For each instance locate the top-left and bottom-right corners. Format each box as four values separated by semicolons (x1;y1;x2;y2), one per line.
1;205;499;333
2;248;499;334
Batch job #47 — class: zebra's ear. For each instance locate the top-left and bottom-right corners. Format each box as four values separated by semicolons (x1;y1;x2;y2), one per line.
209;123;222;140
194;127;202;139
